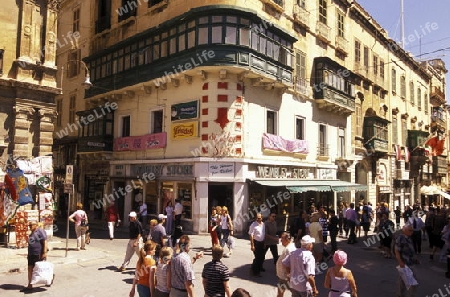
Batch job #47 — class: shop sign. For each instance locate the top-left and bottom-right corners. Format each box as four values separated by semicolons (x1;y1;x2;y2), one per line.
377;163;387;185
167;165;193;176
209;163;234;177
131;164;164;177
256;166;310;179
379;186;391;193
171;100;199;121
113;165;125;176
317;169;335;180
171;121;198;139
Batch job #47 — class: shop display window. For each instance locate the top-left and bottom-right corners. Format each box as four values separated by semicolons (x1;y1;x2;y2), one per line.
178;183;192;219
144;181;158;215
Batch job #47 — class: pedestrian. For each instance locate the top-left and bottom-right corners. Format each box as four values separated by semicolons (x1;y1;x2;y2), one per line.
154;246;173;297
408;208;424;254
118;211;144;271
379;213;395;258
139;201;148;231
105;201;120;240
290;210;306;246
342;202;349;238
394;206;401;230
395;224;419;297
201;245;232;297
165;201;174;235
309;213;324;262
220;206;233;257
129;240;156;297
276;232;296;297
264;212;279;265
345;203;358;244
20;221;49;292
209;207;220;248
69;202;88;251
282;235;319;297
360;206;371;238
324;250;358;297
439;216;450;263
174;199;183;227
231;288;251;297
431;206;446;260
151;214;168;262
328;209;339;254
248;213;265;277
337;203;344;237
170;235;203;297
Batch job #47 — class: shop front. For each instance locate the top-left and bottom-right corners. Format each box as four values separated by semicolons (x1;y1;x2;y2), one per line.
246;164;367;231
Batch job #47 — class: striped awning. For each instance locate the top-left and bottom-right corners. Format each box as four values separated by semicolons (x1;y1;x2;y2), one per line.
249;179;367;193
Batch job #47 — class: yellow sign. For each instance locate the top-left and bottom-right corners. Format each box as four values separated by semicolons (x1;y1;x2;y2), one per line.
171;121;198;139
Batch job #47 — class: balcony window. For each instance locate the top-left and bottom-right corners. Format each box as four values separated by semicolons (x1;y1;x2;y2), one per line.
417;88;422;109
266;110;277;135
391;68;397;93
363;46;369;71
363;116;390;151
121;115;131;137
319;124;327;155
410;81;414;105
373;55;378;76
319;0;327;25
379;59;384;79
338;128;345;158
67;49;81;78
354;39;361;64
400;75;406;99
73;8;80;33
337;12;344;38
296;117;305;140
118;0;137;22
424;93;429;114
96;0;111;34
150;109;163;134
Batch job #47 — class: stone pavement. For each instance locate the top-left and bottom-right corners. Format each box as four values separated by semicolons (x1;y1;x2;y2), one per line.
0;220;449;297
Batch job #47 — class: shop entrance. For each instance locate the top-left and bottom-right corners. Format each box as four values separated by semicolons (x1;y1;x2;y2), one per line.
208;183;233;216
113;181;126;221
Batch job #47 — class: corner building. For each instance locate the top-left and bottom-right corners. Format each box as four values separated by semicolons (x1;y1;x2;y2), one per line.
68;0;445;233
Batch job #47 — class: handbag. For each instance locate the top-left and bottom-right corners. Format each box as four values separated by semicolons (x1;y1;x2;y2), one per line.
397;265;418;290
80;213;87;227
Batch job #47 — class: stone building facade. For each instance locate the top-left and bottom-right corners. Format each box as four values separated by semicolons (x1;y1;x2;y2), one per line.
54;0;447;233
0;0;59;178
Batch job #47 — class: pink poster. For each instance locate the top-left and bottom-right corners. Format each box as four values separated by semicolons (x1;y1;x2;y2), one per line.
114;132;167;151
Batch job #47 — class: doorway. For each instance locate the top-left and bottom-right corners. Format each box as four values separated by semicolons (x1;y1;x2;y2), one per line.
113;181;126;220
208;183;233;216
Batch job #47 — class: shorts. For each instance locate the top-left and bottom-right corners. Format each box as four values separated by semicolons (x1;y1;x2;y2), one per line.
277;278;290;291
27;254;41;266
313;242;324;255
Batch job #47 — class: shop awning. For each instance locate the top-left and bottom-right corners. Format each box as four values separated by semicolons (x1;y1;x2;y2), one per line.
437;190;450;200
249;179;367;193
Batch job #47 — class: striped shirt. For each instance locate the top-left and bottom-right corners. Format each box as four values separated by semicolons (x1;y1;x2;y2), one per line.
202;260;230;297
171;252;195;290
155;262;170;293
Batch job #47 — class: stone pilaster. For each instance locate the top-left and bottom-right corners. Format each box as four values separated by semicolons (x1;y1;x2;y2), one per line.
13;106;34;157
38;108;57;156
44;0;59;67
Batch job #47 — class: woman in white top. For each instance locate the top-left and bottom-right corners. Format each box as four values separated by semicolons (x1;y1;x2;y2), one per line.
220;206;233;257
165;201;174;235
153;246;172;297
69;202;88;251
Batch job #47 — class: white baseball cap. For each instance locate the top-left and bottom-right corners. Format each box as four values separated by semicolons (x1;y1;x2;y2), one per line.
129;211;137;218
301;235;316;245
158;214;167;220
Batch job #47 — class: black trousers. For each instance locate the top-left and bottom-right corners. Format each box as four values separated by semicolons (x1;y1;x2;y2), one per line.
264;244;279;264
347;221;357;244
330;230;338;252
411;230;422;254
252;240;265;275
175;214;182;227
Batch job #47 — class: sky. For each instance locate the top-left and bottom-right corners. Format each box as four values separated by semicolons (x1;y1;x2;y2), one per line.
357;0;450;101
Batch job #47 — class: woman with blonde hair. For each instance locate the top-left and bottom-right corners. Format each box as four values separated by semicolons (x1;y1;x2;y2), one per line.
324;250;357;297
220;206;234;257
69;202;88;251
130;240;156;297
153;246;172;297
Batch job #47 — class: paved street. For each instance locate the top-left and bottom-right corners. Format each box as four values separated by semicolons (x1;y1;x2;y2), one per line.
1;222;449;297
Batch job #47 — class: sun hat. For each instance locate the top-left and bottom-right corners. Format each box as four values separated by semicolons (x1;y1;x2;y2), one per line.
301;235;315;245
129;211;137;218
333;250;348;265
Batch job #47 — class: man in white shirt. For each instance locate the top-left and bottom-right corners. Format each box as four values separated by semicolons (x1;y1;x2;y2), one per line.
139;201;148;230
276;232;296;297
248;213;265;277
282;235;319;297
174;199;183;227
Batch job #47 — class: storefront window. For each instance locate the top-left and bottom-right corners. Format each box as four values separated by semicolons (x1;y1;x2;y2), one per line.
178;183;192;219
144;181;158;215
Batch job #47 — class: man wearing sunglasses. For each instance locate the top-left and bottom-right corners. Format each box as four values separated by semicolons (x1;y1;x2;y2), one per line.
249;213;265;277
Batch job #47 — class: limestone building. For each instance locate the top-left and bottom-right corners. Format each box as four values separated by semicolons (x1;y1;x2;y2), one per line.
54;0;446;233
0;0;59;178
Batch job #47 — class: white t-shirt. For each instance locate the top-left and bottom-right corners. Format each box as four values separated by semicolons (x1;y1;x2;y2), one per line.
276;242;296;279
248;221;265;242
174;202;183;215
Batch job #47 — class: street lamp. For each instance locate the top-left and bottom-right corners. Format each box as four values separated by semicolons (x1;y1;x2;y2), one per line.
61;60;92;91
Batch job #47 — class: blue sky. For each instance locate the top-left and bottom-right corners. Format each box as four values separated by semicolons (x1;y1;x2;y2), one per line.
357;0;449;100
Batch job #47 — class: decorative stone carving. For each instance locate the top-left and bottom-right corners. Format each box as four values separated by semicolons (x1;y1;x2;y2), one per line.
39;109;57;123
13;106;35;119
46;0;60;11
